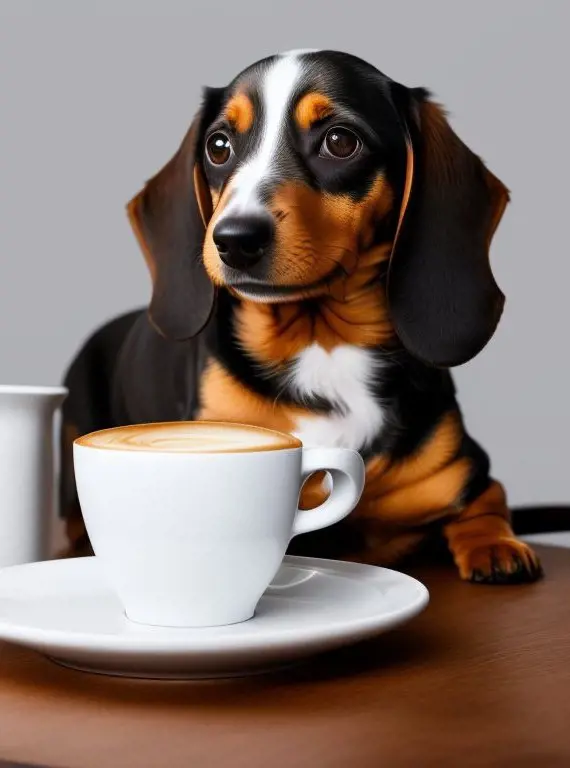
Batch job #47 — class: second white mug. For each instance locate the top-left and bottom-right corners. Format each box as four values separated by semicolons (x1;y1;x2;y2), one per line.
0;384;67;568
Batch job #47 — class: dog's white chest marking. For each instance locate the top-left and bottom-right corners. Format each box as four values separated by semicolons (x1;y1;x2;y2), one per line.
290;344;384;451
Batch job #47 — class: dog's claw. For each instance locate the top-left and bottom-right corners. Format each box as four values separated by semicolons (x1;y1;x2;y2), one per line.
464;541;543;585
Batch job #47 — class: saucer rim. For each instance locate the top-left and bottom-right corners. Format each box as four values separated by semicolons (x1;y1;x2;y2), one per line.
0;555;429;655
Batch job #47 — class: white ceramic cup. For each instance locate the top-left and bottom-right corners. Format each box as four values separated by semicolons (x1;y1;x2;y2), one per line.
0;384;67;567
73;421;365;628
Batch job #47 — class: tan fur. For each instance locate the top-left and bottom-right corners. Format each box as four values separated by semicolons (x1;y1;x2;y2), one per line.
224;92;254;134
267;177;393;287
198;360;309;432
298;471;329;510
294;92;334;130
203;183;235;285
235;242;393;365
444;481;540;580
297;413;467;564
365;413;462;497
359;459;471;527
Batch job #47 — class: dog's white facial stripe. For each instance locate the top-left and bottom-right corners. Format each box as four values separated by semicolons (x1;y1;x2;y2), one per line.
222;53;304;216
282;47;320;56
289;344;385;452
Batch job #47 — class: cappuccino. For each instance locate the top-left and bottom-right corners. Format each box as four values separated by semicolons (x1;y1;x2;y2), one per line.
76;421;300;454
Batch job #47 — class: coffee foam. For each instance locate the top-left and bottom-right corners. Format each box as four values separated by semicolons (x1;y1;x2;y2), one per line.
76;421;301;453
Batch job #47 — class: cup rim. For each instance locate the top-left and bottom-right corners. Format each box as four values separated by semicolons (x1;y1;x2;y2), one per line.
73;420;303;454
0;384;68;396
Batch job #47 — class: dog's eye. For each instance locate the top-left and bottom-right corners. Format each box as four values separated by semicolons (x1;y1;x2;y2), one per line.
320;127;361;160
206;132;232;165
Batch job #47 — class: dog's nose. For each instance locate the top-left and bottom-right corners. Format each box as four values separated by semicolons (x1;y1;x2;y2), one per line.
213;215;274;270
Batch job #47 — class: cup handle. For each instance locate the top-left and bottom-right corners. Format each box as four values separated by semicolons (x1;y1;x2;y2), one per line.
292;447;365;537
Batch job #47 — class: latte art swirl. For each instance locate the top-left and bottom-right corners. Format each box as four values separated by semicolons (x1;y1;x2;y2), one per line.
76;422;300;453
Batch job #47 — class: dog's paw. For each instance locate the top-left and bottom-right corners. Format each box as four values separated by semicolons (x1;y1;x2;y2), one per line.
458;539;543;584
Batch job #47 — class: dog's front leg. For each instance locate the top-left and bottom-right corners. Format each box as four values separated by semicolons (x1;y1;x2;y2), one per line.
444;481;543;584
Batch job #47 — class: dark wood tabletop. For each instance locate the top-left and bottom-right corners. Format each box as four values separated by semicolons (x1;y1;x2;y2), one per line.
0;544;569;768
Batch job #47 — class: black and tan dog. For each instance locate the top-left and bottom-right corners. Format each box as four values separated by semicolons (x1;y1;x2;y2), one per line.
61;49;542;584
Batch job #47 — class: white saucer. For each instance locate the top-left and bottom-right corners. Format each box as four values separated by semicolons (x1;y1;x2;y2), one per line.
0;556;428;679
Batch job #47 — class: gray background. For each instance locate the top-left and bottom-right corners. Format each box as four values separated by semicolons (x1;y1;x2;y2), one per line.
0;0;567;506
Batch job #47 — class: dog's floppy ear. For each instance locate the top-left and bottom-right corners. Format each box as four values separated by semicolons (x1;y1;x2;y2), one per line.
127;92;220;340
388;87;510;367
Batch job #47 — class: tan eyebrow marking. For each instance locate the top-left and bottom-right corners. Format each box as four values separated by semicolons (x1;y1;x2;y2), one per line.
294;92;334;130
224;92;255;134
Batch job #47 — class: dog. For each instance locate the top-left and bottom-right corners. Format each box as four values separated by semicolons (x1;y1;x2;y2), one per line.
60;49;542;584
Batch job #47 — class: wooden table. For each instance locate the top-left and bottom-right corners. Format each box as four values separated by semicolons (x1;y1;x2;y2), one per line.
0;544;569;768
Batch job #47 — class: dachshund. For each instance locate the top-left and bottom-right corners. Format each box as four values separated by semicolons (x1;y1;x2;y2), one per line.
60;49;542;584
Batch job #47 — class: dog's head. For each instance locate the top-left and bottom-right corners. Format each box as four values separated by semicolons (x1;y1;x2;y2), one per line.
127;50;509;367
